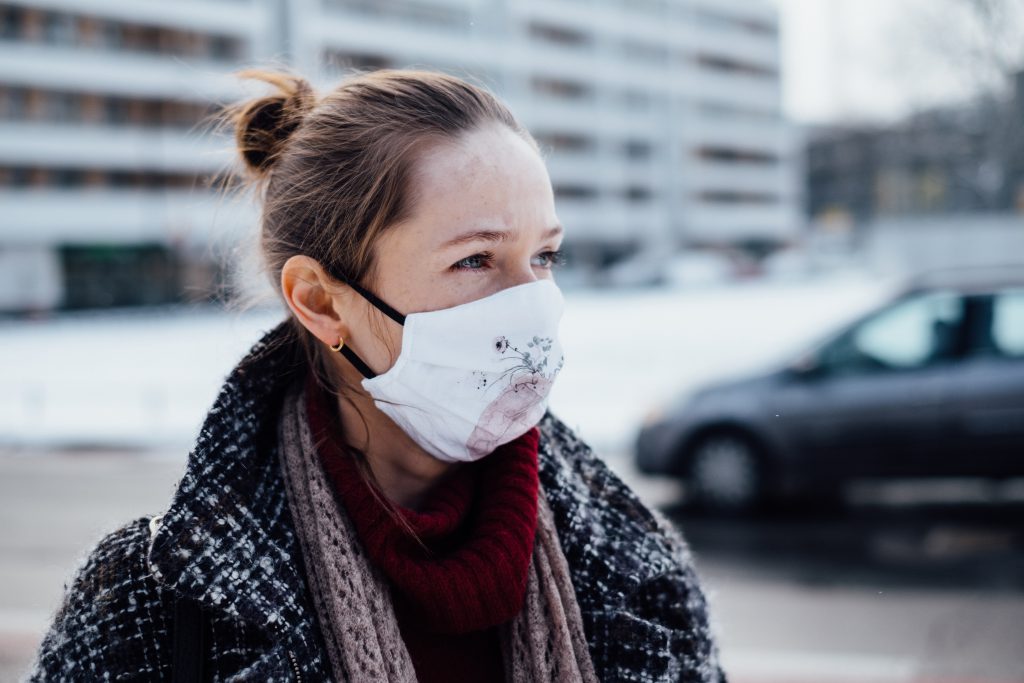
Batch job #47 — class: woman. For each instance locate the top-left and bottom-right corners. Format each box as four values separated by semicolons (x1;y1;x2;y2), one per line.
25;67;728;682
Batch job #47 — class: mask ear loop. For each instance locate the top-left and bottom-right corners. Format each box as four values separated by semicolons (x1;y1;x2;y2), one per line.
339;276;406;327
330;337;377;380
322;263;407;380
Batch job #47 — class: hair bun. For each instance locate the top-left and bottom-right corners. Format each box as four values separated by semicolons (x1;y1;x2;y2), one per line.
232;69;316;175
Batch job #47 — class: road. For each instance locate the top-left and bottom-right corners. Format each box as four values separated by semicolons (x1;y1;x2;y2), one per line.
1;445;1022;683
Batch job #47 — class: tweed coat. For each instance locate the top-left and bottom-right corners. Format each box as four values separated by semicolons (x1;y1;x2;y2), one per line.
24;319;729;682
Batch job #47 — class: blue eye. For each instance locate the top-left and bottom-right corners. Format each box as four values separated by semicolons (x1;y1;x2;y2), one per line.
449;249;567;273
533;249;567;269
450;251;495;271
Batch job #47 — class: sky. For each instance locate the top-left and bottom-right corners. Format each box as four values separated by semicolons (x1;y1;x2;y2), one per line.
771;0;1021;125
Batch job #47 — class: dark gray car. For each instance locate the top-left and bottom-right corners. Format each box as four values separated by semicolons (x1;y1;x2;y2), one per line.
634;267;1024;513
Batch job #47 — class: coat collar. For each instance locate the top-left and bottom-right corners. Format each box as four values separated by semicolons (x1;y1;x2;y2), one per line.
146;319;314;646
145;318;707;677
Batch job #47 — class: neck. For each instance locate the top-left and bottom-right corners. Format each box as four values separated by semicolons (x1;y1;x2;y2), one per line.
333;388;459;511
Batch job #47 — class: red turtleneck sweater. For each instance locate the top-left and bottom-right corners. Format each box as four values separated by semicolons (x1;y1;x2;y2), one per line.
303;375;541;682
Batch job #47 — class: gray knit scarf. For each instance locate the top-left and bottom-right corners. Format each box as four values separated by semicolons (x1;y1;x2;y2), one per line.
276;381;599;683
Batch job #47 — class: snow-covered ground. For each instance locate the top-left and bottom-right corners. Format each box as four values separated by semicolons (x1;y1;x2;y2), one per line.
0;273;896;456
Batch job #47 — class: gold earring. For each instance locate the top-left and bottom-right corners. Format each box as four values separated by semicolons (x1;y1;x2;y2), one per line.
329;337;344;352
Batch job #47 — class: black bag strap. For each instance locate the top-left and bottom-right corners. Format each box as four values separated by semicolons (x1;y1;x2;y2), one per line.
171;592;207;683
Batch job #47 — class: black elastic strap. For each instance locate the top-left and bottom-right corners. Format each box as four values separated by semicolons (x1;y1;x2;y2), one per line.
347;279;406;326
338;343;377;380
322;263;406;326
171;594;207;683
320;264;404;380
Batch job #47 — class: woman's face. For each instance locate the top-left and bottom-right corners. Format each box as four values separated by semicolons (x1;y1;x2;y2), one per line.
351;121;564;373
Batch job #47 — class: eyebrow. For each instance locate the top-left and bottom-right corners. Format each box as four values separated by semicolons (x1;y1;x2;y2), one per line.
439;224;563;250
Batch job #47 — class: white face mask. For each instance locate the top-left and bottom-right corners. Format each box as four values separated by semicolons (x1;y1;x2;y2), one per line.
333;277;566;463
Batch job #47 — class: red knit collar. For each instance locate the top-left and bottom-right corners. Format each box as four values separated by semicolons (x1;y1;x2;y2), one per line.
303;374;540;634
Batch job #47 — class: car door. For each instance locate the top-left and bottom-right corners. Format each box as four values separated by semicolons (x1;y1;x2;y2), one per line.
771;289;966;479
947;288;1024;475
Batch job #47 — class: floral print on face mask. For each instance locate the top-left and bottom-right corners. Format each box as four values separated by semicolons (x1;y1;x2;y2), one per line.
476;335;563;393
465;333;565;455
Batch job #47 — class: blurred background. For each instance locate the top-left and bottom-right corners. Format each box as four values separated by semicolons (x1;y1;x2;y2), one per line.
1;0;1023;681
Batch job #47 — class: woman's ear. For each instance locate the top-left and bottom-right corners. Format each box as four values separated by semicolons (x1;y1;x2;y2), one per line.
280;255;354;347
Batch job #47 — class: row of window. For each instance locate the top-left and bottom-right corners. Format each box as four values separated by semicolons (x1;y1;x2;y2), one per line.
321;49;780;120
0;5;245;61
322;0;473;33
692;7;777;37
697;146;780;165
321;0;777;39
525;19;777;78
0;166;227;190
544;185;782;204
0;92;776;169
0;80;779;141
528;73;776;106
58;243;229;309
533;136;782;169
534;132;656;159
554;184;657;201
697;190;779;205
0;86;217;128
0;2;775;71
697;100;780;123
0;165;778;205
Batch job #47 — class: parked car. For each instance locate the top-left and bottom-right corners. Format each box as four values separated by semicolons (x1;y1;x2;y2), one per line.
634;266;1024;513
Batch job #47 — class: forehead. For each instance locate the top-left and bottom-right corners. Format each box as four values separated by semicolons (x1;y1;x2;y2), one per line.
402;123;556;240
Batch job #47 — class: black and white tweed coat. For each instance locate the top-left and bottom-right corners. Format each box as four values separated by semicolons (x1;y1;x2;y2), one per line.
24;319;729;682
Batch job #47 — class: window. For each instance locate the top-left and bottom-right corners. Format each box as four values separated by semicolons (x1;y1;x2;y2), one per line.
527;21;590;48
696;146;779;165
533;132;593;154
42;12;76;44
624;186;653;202
821;291;965;374
554;184;597;199
1;6;25;39
697;190;778;204
622;140;652;159
531;76;591;101
991;289;1024;357
695;53;776;79
693;8;778;36
322;49;392;72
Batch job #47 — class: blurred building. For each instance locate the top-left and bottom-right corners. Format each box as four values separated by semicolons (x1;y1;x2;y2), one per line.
0;1;272;313
0;0;798;314
804;69;1024;233
803;68;1024;273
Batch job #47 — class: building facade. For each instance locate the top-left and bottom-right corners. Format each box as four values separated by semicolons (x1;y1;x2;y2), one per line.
0;0;797;313
805;69;1024;230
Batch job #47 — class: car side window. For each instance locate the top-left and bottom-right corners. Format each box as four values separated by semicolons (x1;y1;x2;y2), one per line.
820;291;964;375
991;288;1024;358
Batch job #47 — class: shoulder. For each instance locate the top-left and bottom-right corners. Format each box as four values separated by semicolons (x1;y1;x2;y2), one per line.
537;409;698;569
537;410;729;682
23;515;173;681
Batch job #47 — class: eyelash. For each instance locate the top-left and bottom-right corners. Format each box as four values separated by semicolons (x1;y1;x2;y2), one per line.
450;249;567;272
